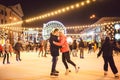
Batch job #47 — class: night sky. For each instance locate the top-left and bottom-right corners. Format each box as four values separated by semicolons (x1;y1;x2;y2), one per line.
0;0;120;27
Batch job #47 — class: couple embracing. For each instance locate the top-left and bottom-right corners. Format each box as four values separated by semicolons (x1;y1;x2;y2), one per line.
49;28;79;77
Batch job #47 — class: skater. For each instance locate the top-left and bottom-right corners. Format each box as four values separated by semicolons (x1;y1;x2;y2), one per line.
69;42;73;55
43;40;48;57
3;39;11;64
14;38;23;61
79;38;84;59
71;40;78;57
49;29;60;76
53;31;79;75
0;44;3;57
88;42;93;54
97;37;120;78
9;43;13;57
38;41;44;57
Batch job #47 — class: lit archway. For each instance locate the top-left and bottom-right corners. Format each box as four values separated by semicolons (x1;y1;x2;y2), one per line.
42;20;66;40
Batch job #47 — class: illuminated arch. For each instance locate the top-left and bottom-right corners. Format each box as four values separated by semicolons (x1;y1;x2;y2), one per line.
42;20;66;40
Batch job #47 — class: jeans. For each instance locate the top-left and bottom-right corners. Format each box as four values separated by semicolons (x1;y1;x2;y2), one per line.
51;56;58;73
62;51;76;69
16;50;21;61
80;47;84;58
72;49;77;57
103;56;118;74
0;51;3;57
3;53;9;63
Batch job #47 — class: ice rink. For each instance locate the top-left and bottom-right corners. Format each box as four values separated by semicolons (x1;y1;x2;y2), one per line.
0;51;120;80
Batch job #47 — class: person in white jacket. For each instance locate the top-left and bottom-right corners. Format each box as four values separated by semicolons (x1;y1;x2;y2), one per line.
3;39;10;64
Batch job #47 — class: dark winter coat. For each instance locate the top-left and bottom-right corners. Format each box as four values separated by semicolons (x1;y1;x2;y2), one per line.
49;33;60;57
14;42;23;51
79;41;84;48
88;43;92;50
98;41;120;57
72;41;77;49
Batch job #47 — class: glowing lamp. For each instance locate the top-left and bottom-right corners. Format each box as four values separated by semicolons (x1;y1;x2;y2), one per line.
114;24;120;30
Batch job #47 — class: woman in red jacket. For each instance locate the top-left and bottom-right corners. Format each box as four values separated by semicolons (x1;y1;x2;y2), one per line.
53;31;79;75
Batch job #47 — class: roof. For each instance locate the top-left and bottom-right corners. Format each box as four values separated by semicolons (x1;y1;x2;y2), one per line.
95;17;120;24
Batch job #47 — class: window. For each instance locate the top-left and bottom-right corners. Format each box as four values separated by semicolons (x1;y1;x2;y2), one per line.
0;10;4;15
5;11;7;16
5;20;7;23
1;19;3;24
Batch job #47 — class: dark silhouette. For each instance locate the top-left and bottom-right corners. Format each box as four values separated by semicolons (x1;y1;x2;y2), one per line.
97;37;120;78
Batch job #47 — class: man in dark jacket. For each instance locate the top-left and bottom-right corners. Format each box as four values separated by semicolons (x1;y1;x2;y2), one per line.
14;38;23;61
72;40;77;57
79;38;84;59
97;37;120;78
49;28;60;76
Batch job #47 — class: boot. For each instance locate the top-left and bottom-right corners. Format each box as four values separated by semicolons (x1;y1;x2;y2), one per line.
65;69;71;75
115;73;119;79
50;72;58;77
75;66;80;73
104;71;107;76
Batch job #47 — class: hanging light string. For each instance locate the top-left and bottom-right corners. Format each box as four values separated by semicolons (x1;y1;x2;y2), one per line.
2;20;119;32
23;20;120;31
66;21;120;29
0;0;96;27
0;21;23;27
25;0;96;23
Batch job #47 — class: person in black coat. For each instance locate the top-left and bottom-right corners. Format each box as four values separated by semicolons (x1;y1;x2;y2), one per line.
88;42;93;54
14;38;23;61
97;37;120;78
79;38;84;58
49;28;60;76
72;40;77;57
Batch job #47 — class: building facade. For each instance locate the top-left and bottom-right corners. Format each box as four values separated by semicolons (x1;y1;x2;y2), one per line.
0;3;23;25
0;3;24;45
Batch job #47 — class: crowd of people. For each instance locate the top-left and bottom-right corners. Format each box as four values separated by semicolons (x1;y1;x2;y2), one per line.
0;38;50;64
49;28;120;78
0;28;120;79
69;38;102;59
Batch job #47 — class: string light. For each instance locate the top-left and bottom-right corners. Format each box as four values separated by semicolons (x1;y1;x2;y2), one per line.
66;21;120;31
54;11;58;14
58;9;62;13
3;0;118;34
81;2;85;6
5;20;119;32
0;0;97;28
66;7;70;11
70;5;75;9
62;8;66;12
0;21;23;27
25;0;96;23
86;0;90;4
47;13;51;17
75;3;80;8
50;12;54;16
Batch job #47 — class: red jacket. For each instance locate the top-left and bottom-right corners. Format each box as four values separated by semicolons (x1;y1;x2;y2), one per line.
0;44;3;51
54;34;69;53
